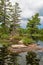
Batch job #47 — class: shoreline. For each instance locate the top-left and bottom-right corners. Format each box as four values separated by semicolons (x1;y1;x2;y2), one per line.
8;44;43;53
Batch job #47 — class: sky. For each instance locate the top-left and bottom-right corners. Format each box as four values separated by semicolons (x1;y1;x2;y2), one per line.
10;0;43;28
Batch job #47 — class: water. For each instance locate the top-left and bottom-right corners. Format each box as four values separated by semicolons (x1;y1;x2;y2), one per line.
0;41;43;65
38;41;43;47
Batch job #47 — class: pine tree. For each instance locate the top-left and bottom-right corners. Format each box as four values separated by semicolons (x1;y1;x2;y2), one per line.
0;0;12;33
26;13;40;37
10;2;21;35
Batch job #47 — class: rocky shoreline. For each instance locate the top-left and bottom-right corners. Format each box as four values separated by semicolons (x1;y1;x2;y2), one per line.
8;44;43;53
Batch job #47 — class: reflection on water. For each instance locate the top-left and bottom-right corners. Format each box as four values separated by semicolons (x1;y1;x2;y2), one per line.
0;45;8;65
38;41;43;47
26;51;40;65
0;45;19;65
0;45;43;65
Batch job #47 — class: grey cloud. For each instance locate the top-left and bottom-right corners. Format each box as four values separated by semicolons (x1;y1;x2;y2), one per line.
39;7;43;16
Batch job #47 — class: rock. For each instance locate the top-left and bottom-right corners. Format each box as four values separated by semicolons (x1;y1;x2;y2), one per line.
11;44;27;48
19;40;23;44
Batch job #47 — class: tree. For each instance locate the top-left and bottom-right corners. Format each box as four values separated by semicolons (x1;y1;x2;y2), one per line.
26;13;40;37
10;2;21;35
0;0;12;33
18;27;27;36
39;29;43;35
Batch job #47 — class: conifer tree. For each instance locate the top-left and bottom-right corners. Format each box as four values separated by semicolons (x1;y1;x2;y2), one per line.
27;13;40;37
0;0;12;33
10;2;21;35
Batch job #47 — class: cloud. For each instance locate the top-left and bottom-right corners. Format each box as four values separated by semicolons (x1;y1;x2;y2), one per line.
19;19;28;28
10;0;43;18
39;7;43;16
39;16;43;24
10;0;43;28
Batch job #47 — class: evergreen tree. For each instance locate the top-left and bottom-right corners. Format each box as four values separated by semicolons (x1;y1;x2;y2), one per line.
10;2;21;35
0;0;12;33
26;13;40;37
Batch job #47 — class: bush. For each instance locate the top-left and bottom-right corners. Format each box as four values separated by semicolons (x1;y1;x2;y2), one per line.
22;37;35;45
9;35;22;44
1;34;9;39
12;35;22;40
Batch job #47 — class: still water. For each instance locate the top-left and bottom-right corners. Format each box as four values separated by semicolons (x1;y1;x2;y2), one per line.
0;41;43;65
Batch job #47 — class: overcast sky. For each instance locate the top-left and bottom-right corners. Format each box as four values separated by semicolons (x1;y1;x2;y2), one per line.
10;0;43;28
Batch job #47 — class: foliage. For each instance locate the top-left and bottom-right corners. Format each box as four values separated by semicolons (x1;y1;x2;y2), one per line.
10;2;21;35
26;13;40;37
22;37;35;45
1;34;9;39
0;0;12;33
12;35;22;40
39;29;43;35
0;0;43;46
18;28;27;36
0;39;10;46
9;35;22;44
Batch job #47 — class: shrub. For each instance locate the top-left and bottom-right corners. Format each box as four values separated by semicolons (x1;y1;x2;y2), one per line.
12;35;22;40
1;34;9;39
9;35;22;44
22;37;35;45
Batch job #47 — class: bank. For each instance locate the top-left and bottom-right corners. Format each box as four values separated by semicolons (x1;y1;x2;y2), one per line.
8;44;43;53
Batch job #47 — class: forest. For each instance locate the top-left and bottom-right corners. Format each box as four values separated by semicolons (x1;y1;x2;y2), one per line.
0;0;43;46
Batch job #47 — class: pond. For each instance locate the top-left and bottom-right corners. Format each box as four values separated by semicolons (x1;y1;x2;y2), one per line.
0;41;43;65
